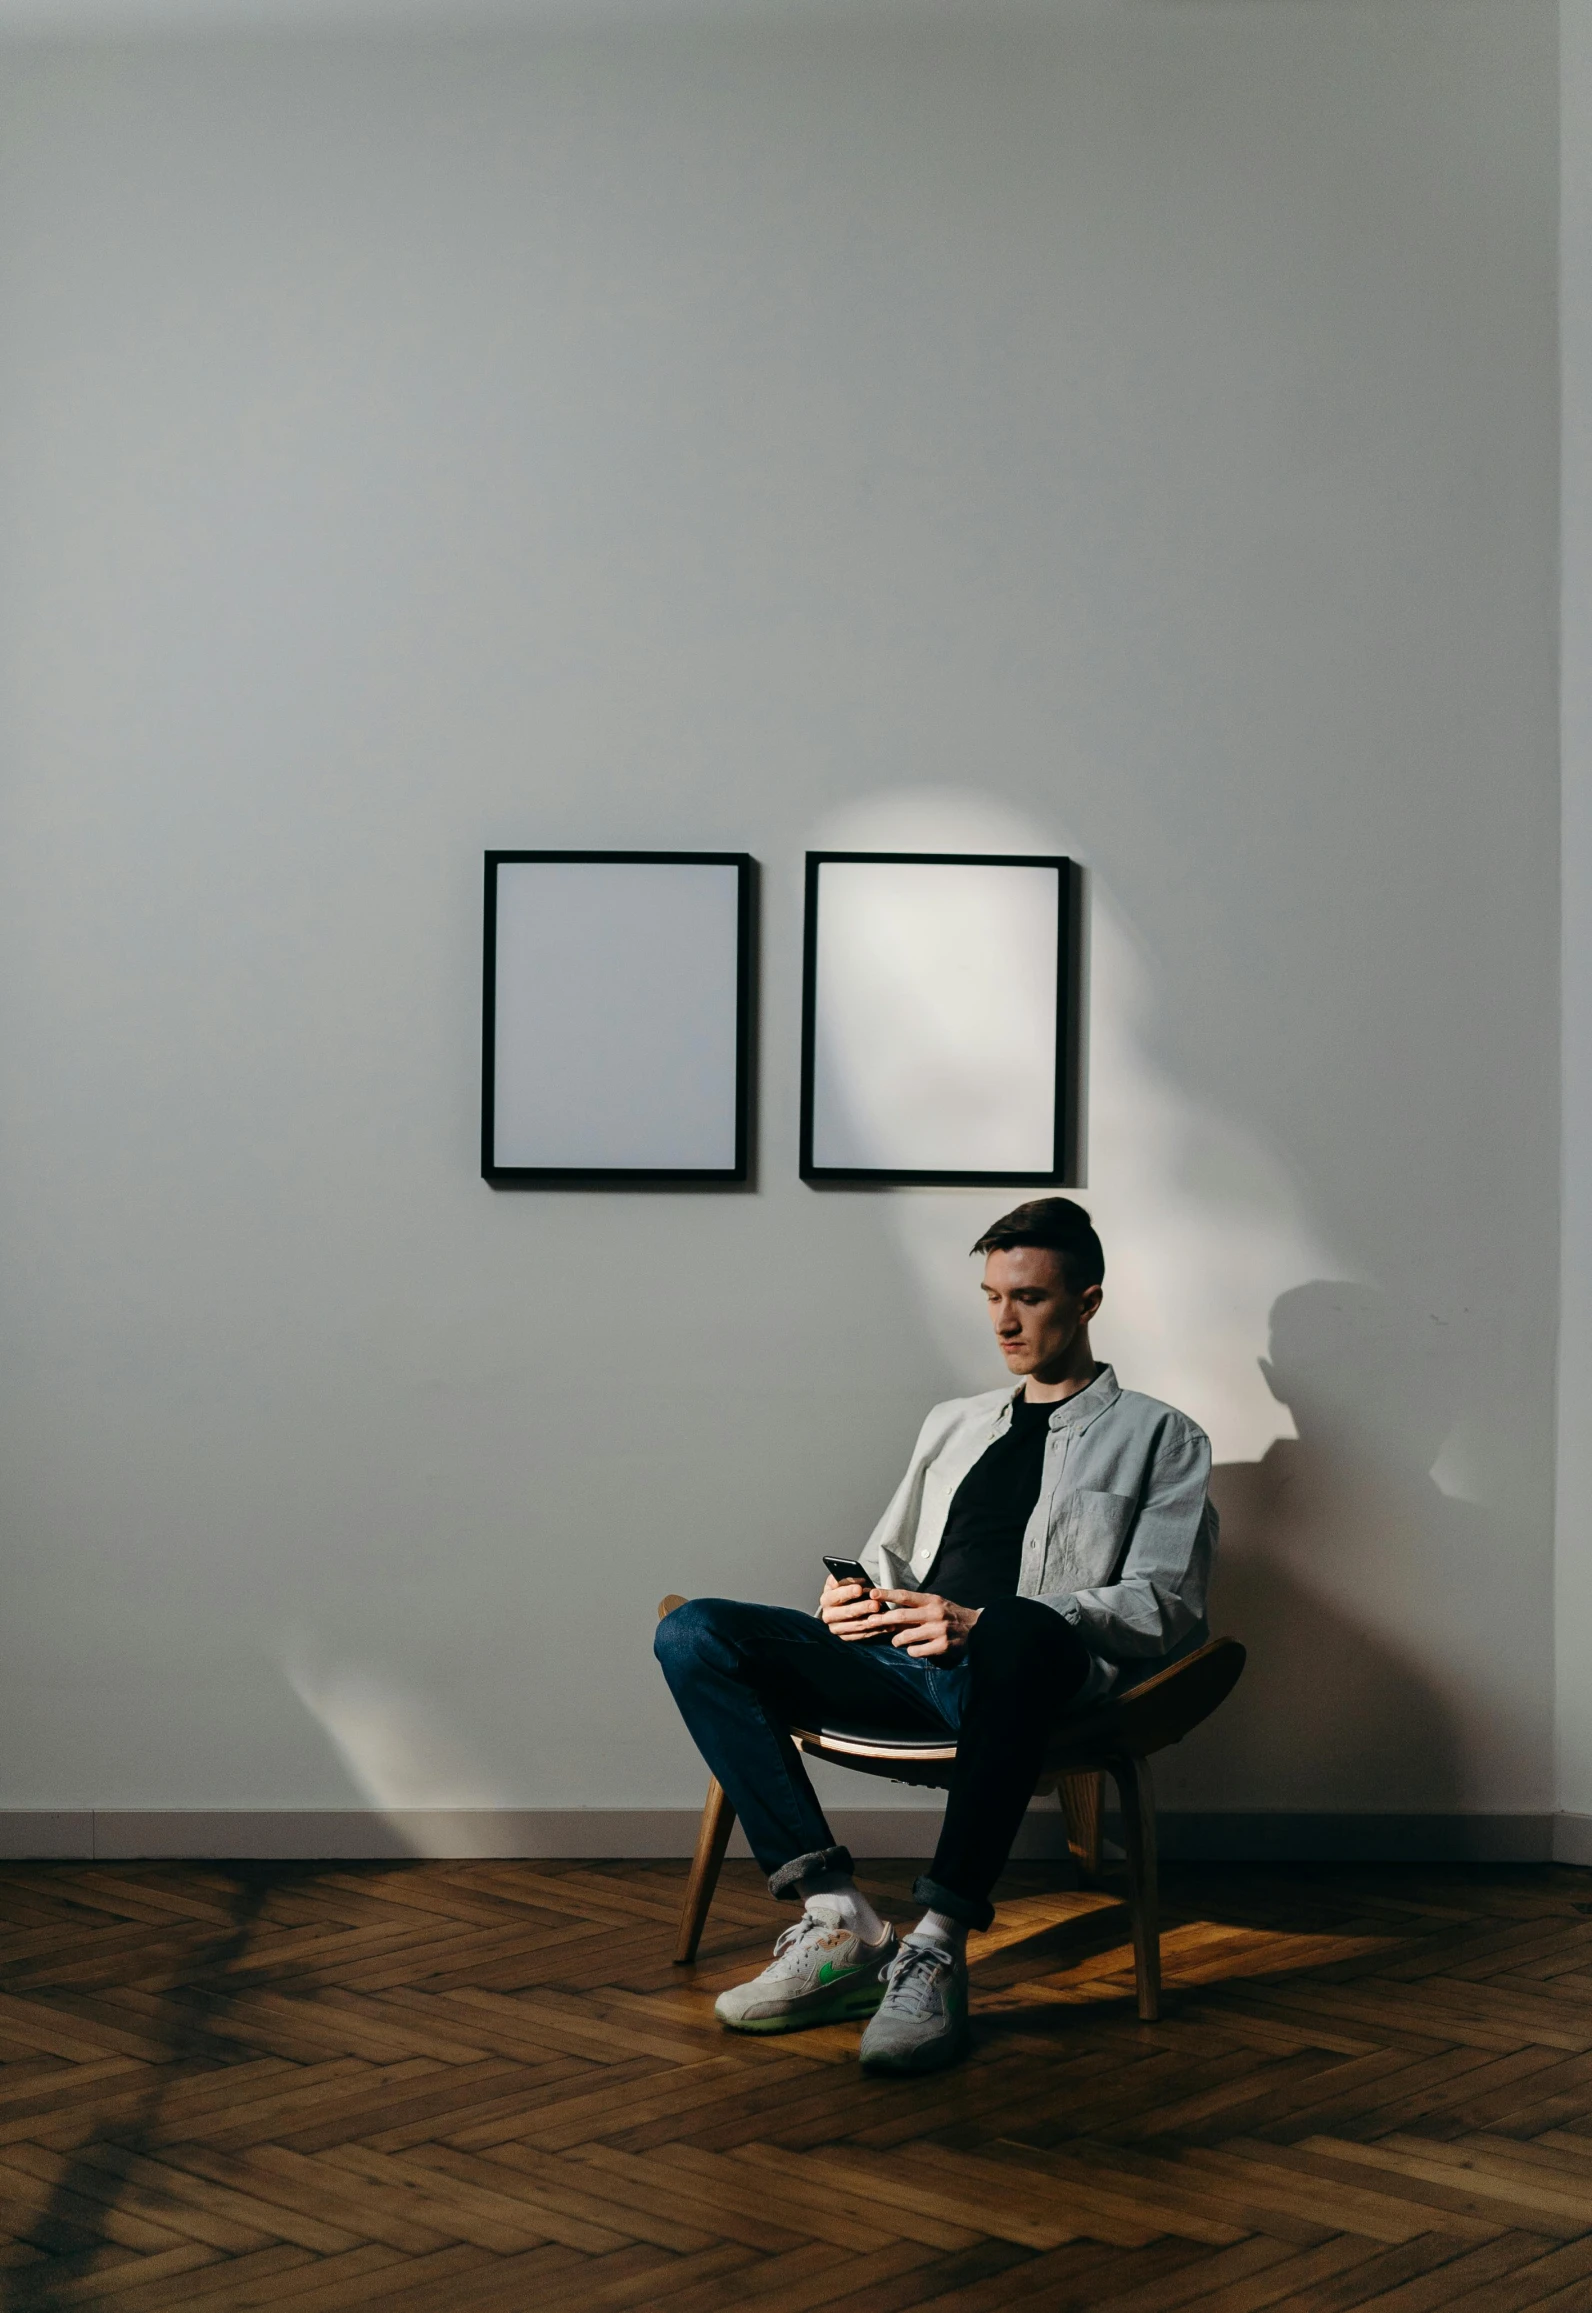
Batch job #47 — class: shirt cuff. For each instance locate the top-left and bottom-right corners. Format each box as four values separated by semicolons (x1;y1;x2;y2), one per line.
1039;1590;1083;1624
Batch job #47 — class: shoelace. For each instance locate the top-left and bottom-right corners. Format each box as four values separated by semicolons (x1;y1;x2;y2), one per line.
766;1915;841;1976
882;1943;955;2017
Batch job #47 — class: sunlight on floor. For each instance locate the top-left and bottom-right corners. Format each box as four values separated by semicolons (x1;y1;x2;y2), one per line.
970;1891;1397;2010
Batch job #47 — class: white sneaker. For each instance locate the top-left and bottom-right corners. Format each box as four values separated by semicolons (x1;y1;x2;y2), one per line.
858;1940;971;2074
714;1912;898;2034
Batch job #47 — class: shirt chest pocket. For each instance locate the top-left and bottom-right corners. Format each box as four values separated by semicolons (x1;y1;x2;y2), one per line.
1050;1489;1136;1590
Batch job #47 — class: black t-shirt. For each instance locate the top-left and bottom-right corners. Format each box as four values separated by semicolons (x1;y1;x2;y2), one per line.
922;1393;1056;1610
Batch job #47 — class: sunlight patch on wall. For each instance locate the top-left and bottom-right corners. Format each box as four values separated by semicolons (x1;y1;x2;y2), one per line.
807;790;1349;1463
285;1645;511;1851
1429;1422;1487;1505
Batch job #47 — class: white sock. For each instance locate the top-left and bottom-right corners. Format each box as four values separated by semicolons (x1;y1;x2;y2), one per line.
800;1874;889;1947
905;1908;968;1958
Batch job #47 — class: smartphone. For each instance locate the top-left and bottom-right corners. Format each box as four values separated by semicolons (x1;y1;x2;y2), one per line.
821;1555;891;1643
822;1555;874;1588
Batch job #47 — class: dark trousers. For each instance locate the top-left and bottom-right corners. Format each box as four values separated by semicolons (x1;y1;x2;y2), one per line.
653;1594;1092;1932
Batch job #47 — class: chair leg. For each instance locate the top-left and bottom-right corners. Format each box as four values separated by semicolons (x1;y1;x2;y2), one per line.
1059;1770;1103;1878
675;1776;736;1965
1108;1753;1160;2021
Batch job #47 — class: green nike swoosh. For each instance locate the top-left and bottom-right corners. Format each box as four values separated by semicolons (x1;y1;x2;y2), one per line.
816;1959;866;1987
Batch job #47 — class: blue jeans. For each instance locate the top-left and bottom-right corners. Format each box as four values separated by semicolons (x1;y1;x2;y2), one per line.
654;1594;1092;1931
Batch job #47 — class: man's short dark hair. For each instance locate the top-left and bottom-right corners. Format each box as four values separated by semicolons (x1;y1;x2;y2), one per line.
971;1197;1105;1294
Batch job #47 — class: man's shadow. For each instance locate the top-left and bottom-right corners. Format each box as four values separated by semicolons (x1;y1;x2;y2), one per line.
1170;1281;1502;1816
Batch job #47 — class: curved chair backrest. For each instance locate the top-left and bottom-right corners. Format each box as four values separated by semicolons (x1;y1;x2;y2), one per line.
1044;1636;1247;1770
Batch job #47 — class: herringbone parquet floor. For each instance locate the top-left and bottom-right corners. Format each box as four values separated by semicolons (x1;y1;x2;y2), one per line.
0;1859;1590;2310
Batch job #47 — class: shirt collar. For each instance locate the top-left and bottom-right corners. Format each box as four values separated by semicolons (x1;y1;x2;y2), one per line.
1016;1362;1120;1430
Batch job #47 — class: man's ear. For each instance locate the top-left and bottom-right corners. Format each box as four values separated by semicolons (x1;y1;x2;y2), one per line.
1080;1283;1104;1323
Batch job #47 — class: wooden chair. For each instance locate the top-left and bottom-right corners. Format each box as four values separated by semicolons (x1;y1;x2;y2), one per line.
657;1595;1245;2021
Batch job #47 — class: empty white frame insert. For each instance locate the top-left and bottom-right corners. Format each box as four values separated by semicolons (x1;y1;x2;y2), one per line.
800;852;1075;1184
483;852;753;1183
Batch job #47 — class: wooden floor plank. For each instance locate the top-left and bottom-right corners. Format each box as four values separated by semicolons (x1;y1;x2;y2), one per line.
1363;2234;1592;2313
397;2139;727;2253
0;2241;228;2309
727;2143;985;2251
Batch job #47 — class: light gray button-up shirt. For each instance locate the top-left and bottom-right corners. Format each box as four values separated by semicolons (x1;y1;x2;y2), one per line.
858;1363;1216;1704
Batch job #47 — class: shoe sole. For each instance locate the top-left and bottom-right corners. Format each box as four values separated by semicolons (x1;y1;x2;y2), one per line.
717;1980;890;2035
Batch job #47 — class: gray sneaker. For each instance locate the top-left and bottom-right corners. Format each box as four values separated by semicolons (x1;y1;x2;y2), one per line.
858;1939;971;2074
715;1909;898;2035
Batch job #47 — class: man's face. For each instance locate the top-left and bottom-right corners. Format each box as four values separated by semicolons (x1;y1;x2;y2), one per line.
981;1246;1101;1376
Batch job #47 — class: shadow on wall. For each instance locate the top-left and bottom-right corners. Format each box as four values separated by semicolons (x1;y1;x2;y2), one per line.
1191;1281;1491;1812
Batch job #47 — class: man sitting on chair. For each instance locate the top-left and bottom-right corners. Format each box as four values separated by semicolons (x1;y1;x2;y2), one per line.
654;1197;1215;2076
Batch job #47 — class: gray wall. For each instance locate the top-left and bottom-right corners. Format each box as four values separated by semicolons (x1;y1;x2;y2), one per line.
1564;0;1592;1845
0;1;1559;1829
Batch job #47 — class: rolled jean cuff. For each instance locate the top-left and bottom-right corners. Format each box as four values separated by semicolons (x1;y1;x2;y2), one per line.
912;1873;994;1933
768;1845;854;1901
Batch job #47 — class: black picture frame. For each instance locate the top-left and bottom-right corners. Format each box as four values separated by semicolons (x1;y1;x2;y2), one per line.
799;850;1079;1187
482;850;756;1187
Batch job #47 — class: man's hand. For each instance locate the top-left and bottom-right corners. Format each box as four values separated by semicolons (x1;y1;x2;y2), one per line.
872;1590;982;1659
819;1575;896;1643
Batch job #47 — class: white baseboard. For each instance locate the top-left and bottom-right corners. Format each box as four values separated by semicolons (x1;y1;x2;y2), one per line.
1554;1812;1592;1866
0;1807;1582;1865
0;1812;95;1860
1141;1811;1558;1863
0;1808;1072;1863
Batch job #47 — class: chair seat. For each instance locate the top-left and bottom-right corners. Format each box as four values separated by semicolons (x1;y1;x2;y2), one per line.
792;1724;958;1759
790;1637;1245;1779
